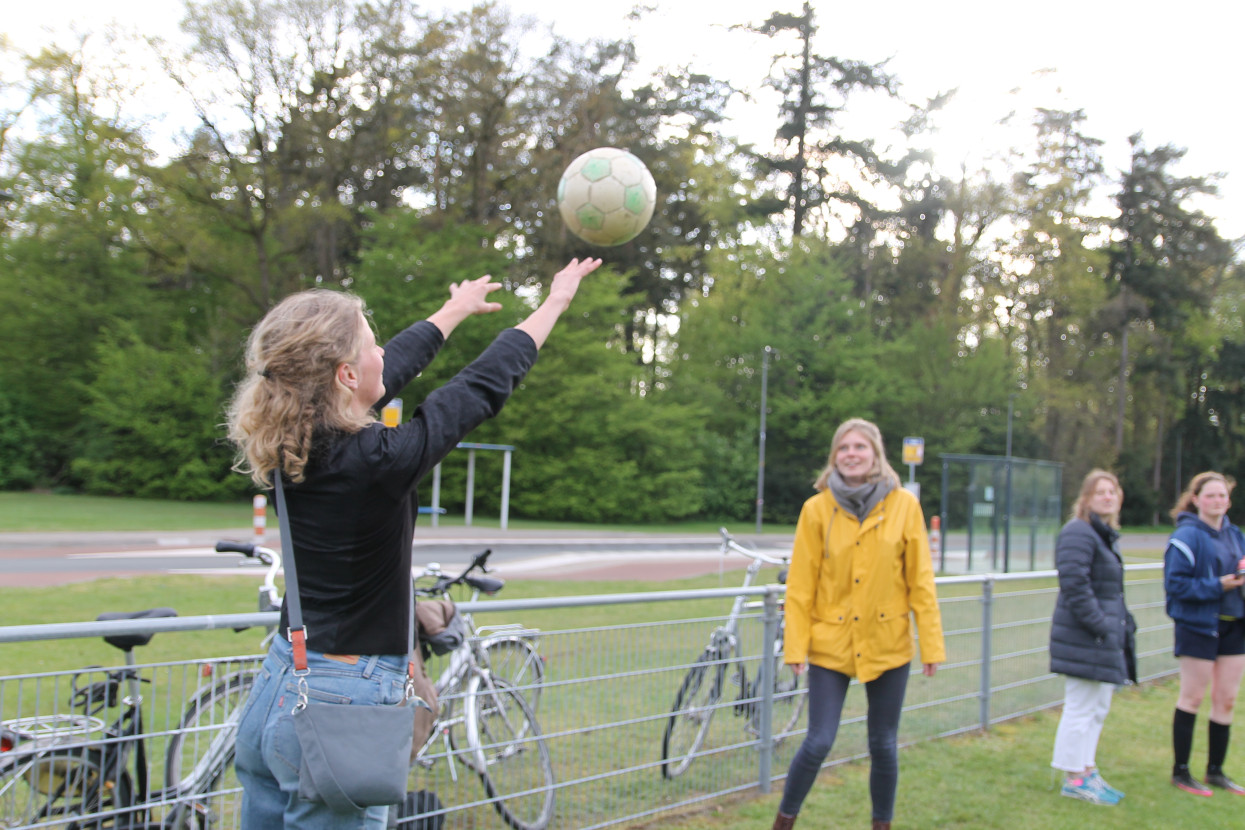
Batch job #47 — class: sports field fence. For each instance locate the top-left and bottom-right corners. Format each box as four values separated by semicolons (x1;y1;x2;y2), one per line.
0;564;1173;829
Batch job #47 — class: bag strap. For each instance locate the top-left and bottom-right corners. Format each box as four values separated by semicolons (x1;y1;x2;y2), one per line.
273;473;416;683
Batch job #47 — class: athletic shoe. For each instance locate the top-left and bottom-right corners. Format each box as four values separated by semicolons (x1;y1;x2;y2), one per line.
1172;767;1213;797
1060;775;1119;805
1088;771;1125;801
1206;769;1245;795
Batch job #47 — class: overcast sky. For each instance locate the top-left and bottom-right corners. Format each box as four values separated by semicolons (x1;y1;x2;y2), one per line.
7;0;1245;237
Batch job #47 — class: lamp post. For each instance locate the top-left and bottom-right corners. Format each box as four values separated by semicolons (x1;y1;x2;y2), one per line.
1003;393;1017;572
756;346;773;534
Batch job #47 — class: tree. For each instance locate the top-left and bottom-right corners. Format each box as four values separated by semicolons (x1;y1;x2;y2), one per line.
72;322;245;500
739;2;898;238
0;42;172;485
1105;135;1232;520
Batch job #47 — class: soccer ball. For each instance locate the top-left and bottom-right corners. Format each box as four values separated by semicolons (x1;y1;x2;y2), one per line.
556;147;656;246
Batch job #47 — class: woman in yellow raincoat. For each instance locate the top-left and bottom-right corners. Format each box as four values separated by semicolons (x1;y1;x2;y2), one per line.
771;418;945;830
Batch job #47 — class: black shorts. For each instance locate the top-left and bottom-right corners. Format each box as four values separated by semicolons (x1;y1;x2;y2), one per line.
1174;618;1245;660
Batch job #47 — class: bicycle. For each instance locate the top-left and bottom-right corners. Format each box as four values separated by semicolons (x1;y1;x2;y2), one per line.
0;542;280;829
659;528;806;779
406;549;553;830
162;541;282;812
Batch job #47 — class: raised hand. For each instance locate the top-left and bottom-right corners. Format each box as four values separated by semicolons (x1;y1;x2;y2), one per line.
448;275;504;316
547;258;603;308
514;257;605;349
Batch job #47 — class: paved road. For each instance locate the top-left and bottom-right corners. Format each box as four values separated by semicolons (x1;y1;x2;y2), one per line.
0;527;794;587
0;527;1172;588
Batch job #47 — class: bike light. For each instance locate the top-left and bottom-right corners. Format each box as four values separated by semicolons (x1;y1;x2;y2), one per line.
1;729;18;752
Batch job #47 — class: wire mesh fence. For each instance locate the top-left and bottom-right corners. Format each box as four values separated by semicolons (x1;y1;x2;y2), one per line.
0;565;1173;829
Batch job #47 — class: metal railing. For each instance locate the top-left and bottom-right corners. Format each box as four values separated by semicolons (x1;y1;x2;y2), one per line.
0;565;1173;829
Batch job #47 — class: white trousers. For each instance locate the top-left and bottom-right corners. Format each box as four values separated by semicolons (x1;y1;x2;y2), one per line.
1051;676;1116;772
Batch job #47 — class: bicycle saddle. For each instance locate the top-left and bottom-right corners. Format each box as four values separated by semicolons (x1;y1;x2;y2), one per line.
96;607;178;651
465;574;504;594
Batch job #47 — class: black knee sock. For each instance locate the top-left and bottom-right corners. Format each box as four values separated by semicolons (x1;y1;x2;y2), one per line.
1174;708;1197;769
1209;720;1231;772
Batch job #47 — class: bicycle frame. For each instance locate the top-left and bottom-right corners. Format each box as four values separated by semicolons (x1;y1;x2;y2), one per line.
406;552;555;830
412;559;542;777
710;529;790;676
660;528;802;779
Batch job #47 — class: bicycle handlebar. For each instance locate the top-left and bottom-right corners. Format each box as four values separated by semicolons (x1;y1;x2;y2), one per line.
214;540;276;567
718;527;789;566
214;540;283;614
415;549;504;597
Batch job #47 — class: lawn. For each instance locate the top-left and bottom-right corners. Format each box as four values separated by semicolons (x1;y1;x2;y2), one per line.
645;676;1238;830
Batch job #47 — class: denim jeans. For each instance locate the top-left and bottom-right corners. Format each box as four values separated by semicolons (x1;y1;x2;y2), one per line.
779;663;910;822
235;636;410;829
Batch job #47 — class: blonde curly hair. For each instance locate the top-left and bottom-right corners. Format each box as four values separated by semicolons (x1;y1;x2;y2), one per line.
226;289;375;487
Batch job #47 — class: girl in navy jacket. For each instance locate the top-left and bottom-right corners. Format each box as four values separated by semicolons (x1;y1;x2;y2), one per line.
1164;471;1245;796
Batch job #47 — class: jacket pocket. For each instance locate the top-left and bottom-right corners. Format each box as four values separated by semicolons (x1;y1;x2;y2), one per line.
810;608;850;657
1097;613;1124;650
875;599;913;659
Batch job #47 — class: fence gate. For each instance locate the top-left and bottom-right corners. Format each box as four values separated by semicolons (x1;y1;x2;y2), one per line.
937;453;1063;573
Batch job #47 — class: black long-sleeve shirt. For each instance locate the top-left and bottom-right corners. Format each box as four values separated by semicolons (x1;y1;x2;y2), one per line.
276;321;537;655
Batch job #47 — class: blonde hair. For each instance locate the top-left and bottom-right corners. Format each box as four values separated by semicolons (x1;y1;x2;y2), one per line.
1071;469;1123;527
1170;471;1236;522
226;289;375;487
813;418;901;491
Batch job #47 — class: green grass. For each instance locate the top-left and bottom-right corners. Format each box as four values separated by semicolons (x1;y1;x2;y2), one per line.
0;491;797;534
646;676;1239;830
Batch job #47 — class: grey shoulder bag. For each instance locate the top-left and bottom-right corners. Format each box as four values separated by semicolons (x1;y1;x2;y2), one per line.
274;473;427;812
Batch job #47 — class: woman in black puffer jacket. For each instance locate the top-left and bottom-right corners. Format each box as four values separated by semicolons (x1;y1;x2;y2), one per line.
1048;469;1136;806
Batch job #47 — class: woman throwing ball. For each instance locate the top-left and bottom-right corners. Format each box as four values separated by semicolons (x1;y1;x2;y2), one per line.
226;257;601;829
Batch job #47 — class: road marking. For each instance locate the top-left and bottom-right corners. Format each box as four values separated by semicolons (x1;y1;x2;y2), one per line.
168;567;281;576
68;548;228;559
490;550;772;575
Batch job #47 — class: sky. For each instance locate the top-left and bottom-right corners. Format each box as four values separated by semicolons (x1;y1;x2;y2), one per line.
6;0;1245;238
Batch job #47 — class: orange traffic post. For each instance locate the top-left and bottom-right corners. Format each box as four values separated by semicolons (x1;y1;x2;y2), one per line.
253;494;267;541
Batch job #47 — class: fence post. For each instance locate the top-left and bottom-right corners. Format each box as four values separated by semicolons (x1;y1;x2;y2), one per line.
757;586;781;793
980;576;994;731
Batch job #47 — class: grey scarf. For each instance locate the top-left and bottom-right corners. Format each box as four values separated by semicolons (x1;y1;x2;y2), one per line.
829;469;895;522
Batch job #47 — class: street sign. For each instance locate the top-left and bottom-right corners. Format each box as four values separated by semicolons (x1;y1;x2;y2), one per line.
902;437;925;465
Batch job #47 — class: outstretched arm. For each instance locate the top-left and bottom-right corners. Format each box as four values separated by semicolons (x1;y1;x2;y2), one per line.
515;258;603;348
426;275;504;339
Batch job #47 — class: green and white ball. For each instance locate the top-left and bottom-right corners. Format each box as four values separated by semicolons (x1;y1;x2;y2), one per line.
556;147;656;246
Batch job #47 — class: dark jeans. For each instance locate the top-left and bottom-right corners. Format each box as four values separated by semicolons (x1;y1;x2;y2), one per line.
778;663;910;821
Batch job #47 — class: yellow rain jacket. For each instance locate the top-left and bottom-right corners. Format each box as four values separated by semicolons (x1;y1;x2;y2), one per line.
784;486;945;682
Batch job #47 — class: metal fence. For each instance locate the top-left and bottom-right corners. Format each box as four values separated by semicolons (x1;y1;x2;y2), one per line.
938;454;1065;573
0;565;1174;829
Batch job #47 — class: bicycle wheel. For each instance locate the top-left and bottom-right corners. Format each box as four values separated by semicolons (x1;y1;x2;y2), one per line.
0;748;133;829
481;637;545;713
465;676;555;830
164;670;256;797
766;639;805;743
660;649;725;779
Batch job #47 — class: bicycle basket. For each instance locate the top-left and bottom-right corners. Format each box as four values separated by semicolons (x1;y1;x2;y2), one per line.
415;599;468;656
